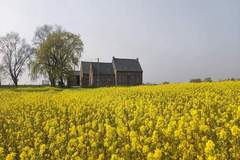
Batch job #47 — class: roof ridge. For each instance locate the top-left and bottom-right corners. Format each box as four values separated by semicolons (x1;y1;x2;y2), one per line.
113;57;138;60
81;61;112;64
81;61;93;63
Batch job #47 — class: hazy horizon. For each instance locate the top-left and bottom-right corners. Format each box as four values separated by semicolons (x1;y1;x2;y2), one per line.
0;0;240;84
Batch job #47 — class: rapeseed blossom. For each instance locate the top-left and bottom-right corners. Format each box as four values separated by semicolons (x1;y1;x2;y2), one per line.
0;82;240;159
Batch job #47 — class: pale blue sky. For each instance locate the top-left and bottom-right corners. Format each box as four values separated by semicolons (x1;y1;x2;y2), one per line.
0;0;240;84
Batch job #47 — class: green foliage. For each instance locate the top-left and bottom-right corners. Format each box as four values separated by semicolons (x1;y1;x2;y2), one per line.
31;25;84;87
190;78;202;83
204;77;212;82
161;81;170;85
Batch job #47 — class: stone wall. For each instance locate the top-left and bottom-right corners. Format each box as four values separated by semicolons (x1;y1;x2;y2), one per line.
90;74;115;87
115;71;142;86
80;73;89;87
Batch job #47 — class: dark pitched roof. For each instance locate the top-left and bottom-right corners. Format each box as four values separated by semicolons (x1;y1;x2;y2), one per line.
91;62;114;75
112;57;143;72
81;61;91;74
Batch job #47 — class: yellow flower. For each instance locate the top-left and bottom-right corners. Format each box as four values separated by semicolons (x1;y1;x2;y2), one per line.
205;140;215;154
1;81;240;159
98;153;105;160
207;155;217;160
217;129;227;140
153;149;162;159
199;124;209;133
142;145;149;153
6;152;16;160
147;152;154;160
40;144;46;155
0;147;4;156
54;149;60;157
230;125;240;137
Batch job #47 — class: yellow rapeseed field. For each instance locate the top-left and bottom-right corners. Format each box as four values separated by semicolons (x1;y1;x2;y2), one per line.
0;82;240;160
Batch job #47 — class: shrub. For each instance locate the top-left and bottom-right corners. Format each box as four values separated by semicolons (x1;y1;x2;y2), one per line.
190;78;202;83
204;77;212;82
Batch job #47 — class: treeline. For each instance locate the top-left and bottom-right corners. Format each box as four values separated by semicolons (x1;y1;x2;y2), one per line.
0;25;84;87
159;77;240;85
189;77;240;83
189;77;212;83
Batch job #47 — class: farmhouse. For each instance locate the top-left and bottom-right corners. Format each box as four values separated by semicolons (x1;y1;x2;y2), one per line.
67;71;80;87
112;57;143;86
89;62;115;87
80;61;91;87
67;57;143;87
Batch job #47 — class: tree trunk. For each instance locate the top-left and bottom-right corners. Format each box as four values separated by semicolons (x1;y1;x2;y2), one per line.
9;70;18;87
59;77;64;87
12;77;18;87
48;72;56;87
50;78;55;87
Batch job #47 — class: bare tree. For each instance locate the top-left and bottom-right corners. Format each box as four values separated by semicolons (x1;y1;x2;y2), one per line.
0;32;33;86
0;65;4;86
32;24;54;46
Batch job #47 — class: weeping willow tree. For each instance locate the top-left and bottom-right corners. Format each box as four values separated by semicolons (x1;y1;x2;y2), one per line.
30;25;84;87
